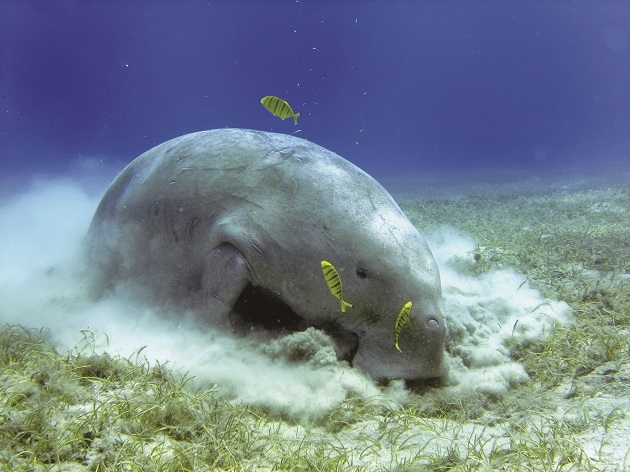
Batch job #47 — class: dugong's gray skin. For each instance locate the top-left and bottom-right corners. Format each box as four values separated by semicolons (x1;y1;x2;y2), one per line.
85;129;446;380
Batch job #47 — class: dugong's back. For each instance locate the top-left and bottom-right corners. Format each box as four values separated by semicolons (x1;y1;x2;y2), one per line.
90;128;398;227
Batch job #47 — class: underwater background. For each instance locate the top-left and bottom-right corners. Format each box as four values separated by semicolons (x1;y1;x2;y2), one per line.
2;0;629;180
1;1;629;470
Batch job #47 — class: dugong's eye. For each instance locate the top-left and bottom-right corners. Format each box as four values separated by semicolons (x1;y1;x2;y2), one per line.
356;268;368;279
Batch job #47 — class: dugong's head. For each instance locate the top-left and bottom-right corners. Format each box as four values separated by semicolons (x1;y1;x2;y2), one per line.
308;200;447;381
278;190;446;380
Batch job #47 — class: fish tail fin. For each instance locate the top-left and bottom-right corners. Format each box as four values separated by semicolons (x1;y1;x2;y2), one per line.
340;299;353;313
293;112;301;126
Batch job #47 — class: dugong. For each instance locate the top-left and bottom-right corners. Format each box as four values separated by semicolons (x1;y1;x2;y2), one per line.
85;129;446;380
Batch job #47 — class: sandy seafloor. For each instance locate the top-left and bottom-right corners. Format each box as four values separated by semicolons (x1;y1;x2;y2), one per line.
383;171;630;470
0;169;628;470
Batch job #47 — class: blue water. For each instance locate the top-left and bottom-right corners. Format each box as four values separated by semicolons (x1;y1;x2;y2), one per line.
1;0;628;180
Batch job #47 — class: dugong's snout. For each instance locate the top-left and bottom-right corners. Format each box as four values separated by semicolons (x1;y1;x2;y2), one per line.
352;308;447;381
414;311;448;379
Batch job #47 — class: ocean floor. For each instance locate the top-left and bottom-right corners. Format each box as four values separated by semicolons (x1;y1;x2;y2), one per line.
0;171;628;471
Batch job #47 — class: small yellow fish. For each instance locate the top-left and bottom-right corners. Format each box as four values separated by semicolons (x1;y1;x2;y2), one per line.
394;301;413;353
321;260;353;313
261;95;301;126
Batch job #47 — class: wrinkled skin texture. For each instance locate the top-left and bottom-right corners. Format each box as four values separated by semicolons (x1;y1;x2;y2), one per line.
85;129;447;380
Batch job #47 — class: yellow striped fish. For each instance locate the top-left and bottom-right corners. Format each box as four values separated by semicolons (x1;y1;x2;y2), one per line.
261;95;301;126
321;260;353;313
394;301;413;353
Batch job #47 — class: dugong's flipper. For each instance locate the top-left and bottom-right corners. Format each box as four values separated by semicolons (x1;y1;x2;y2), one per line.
201;243;251;329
